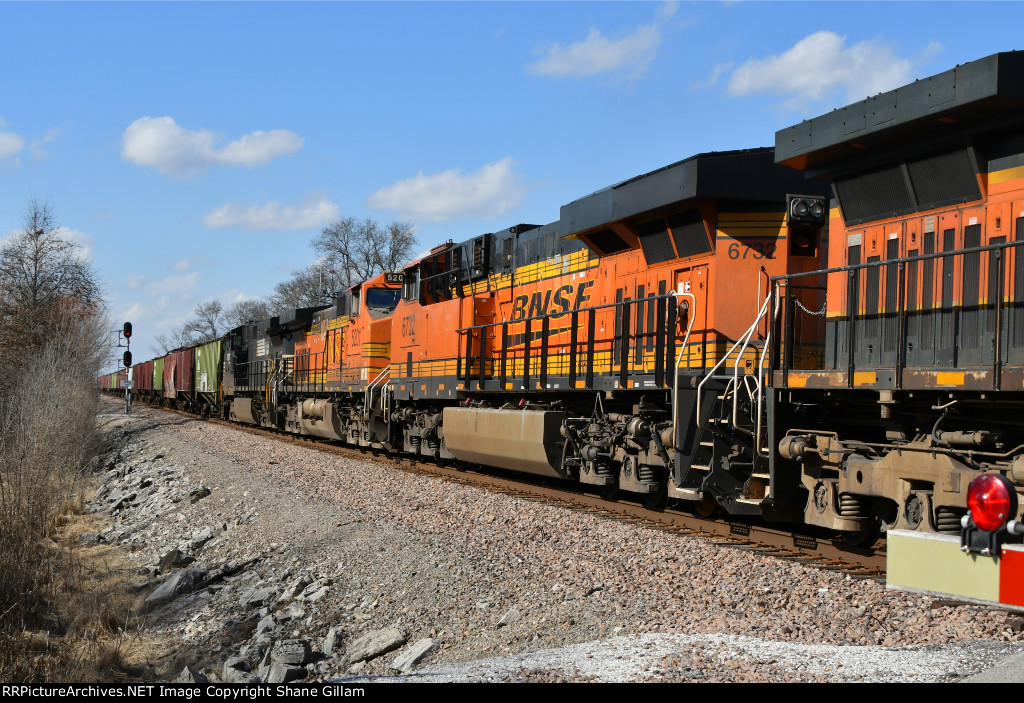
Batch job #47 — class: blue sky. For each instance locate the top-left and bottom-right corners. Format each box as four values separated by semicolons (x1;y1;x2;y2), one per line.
2;1;1022;360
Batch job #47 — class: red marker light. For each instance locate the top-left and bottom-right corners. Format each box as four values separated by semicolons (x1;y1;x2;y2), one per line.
967;474;1017;532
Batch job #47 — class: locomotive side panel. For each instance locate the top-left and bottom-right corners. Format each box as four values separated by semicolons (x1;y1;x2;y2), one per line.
772;52;1024;543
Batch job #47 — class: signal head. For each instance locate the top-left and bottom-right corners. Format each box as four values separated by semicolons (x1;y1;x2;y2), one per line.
123;350;133;368
123;321;133;339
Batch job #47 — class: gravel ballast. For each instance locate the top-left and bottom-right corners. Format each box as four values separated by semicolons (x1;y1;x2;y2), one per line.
92;400;1024;683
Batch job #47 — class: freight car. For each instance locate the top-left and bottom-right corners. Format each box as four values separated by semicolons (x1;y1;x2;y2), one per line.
102;51;1024;557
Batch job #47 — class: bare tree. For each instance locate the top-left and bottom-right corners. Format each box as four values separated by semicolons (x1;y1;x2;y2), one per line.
224;298;274;329
154;326;199;355
183;298;223;343
0;199;104;371
314;216;416;288
269;261;336;314
0;199;101;323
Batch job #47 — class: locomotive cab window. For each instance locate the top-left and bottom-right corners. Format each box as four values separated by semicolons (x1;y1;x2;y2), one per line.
366;287;401;313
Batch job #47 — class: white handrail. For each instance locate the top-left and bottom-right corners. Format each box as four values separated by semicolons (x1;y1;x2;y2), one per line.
756;283;782;457
730;294;772;432
696;292;772;432
364;364;391;420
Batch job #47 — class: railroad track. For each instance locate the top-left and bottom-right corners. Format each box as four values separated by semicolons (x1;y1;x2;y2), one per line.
136;400;887;579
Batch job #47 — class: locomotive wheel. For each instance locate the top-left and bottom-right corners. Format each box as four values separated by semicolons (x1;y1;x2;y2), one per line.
838;520;881;549
642;484;668;511
600;481;620;502
690;498;720;518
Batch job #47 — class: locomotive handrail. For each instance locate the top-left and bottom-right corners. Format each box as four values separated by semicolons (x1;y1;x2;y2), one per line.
696;293;772;433
756;285;782;457
769;238;1024;283
730;292;773;436
770;237;1024;387
671;291;697;450
456;292;679;391
364;365;391;420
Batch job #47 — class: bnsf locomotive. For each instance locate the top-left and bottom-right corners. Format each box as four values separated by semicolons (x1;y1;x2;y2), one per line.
109;53;1024;567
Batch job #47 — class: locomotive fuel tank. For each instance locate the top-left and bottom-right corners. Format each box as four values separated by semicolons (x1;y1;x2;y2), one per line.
442;407;566;477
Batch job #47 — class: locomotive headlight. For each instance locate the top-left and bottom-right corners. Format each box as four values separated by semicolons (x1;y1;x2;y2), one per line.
967;473;1017;532
787;194;828;227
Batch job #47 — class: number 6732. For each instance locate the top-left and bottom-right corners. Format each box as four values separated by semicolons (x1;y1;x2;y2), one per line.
727;242;775;260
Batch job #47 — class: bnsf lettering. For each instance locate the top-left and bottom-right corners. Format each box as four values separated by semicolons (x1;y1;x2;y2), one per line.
510;280;593;322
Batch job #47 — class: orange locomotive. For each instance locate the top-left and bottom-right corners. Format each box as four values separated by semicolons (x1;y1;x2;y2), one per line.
106;52;1024;556
216;147;828;518
767;51;1024;548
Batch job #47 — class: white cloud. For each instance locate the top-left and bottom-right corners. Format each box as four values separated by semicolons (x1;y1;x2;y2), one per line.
202;190;339;231
366;157;527;222
146;272;200;299
528;24;662;80
0;131;24;160
125;274;146;290
56;227;95;262
30;126;60;161
727;32;916;110
121;116;303;177
171;255;214;272
692;62;734;90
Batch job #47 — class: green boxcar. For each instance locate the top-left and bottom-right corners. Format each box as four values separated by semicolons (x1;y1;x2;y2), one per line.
153;357;164;391
194;339;223;395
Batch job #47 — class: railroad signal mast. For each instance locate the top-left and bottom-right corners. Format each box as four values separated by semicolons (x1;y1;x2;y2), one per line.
122;321;133;414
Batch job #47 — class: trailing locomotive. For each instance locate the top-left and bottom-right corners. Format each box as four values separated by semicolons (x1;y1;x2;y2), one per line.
105;52;1024;557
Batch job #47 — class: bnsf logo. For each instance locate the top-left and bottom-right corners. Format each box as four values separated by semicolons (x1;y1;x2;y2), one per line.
510;280;593;322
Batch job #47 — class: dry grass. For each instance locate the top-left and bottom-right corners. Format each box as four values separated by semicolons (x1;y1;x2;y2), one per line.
0;490;171;682
0;304;177;681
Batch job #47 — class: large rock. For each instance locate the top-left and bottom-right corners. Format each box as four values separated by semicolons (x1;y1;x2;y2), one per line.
190;526;217;550
282;575;312;601
323;627;342;656
145;568;206;608
389;638;438;673
497;608;522;627
160;548;195;572
346;628;407;663
239;586;278;610
255;614;277;637
222;661;260;684
264;663;306;684
177;666;208;683
271;639;313;666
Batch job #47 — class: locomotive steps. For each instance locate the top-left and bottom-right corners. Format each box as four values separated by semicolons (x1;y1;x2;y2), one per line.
85;397;1024;682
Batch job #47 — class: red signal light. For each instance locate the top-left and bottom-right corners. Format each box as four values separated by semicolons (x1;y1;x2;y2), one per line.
967;474;1017;532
